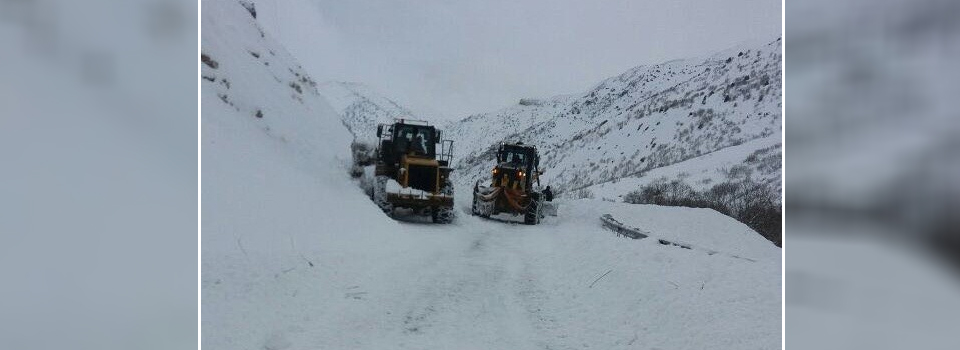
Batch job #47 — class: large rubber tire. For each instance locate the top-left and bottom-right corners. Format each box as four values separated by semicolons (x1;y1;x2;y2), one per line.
471;190;480;216
440;177;454;196
432;206;454;224
471;181;479;216
373;175;394;215
472;189;491;218
524;193;541;225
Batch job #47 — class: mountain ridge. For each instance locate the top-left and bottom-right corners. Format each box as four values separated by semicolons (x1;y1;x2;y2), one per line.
446;37;782;200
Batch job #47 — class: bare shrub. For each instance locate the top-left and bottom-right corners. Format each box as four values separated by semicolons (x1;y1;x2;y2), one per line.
574;188;595;199
726;164;753;180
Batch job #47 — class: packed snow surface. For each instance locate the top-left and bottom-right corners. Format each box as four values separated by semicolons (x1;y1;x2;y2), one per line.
202;2;780;350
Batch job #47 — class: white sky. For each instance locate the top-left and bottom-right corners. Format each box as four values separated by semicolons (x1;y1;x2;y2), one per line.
256;0;781;119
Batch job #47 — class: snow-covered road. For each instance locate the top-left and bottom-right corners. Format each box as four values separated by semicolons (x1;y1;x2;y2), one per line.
204;190;781;350
374;224;542;349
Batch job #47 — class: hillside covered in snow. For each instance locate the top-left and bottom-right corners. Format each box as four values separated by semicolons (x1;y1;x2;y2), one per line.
447;39;782;201
318;81;419;143
202;1;781;349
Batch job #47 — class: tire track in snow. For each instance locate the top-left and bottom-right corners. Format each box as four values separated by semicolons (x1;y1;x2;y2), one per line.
391;226;547;349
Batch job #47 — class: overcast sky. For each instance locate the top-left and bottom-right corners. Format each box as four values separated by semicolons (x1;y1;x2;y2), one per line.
256;0;781;119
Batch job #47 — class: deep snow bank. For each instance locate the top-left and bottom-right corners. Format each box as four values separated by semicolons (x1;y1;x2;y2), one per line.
202;2;418;348
595;200;780;261
435;199;782;350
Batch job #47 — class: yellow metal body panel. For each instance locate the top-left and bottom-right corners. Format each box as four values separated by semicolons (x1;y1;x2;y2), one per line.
399;154;441;196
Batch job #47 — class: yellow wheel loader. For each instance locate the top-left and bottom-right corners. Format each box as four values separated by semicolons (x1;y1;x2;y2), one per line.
371;119;455;223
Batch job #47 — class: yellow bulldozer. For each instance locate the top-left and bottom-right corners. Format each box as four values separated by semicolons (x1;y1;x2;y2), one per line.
471;142;555;225
371;119;455;223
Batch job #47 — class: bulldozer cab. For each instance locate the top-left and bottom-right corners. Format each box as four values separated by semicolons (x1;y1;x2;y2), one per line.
396;125;434;157
376;120;452;167
500;148;527;167
379;122;436;158
494;143;540;190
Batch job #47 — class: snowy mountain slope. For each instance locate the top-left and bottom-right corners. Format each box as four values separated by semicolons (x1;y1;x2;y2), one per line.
317;81;420;143
202;2;405;348
201;0;345;160
202;2;780;349
585;134;782;201
448;39;782;198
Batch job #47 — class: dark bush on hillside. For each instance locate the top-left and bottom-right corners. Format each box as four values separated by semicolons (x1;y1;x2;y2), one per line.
623;178;696;206
239;0;257;18
624;178;781;246
574;188;595;199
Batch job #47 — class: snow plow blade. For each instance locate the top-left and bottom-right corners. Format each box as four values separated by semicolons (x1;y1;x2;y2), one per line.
541;201;558;216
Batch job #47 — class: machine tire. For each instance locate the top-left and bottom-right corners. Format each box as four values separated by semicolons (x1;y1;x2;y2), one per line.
524;193;541;225
471;193;478;216
373;175;394;215
432;206;454;224
440;177;454;196
471;190;480;216
471;181;480;216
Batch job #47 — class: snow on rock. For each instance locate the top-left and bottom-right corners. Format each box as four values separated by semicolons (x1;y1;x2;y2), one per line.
201;0;346;159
